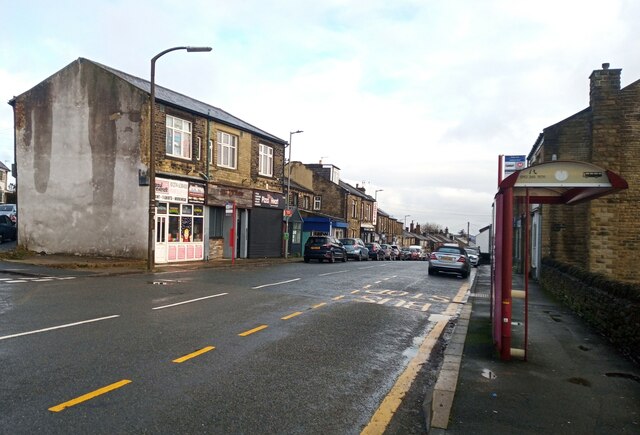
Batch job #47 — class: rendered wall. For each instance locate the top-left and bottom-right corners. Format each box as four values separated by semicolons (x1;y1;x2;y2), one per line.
13;59;149;257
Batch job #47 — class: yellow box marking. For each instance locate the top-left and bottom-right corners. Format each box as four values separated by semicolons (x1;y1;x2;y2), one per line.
173;346;215;363
312;302;327;309
281;311;303;320
48;379;132;412
238;325;268;336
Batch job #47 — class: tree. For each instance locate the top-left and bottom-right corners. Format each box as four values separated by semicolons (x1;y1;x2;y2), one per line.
422;222;443;234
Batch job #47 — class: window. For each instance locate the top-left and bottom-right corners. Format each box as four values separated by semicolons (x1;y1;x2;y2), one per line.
303;195;310;210
217;131;237;169
209;207;225;237
196;137;202;161
352;200;357;218
313;196;321;211
165;115;192;160
208;139;213;164
292;222;301;244
259;144;273;177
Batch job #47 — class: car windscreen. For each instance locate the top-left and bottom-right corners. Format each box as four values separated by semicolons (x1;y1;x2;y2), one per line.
306;237;328;245
0;206;13;211
340;239;355;245
438;247;463;254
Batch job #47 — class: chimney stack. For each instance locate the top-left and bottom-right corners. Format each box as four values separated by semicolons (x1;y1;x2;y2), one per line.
590;62;621;108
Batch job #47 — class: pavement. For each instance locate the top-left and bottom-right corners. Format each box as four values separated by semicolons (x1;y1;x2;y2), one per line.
1;253;639;434
429;266;640;434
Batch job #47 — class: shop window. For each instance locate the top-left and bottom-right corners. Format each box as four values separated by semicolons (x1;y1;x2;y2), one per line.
292;222;301;244
209;207;224;237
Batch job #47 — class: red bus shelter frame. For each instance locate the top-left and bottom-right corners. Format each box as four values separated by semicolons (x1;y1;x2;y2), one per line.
493;160;628;360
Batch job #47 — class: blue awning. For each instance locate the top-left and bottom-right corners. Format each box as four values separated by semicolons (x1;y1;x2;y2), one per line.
303;217;331;232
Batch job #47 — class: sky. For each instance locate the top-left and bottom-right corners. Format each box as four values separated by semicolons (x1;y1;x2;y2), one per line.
1;0;639;235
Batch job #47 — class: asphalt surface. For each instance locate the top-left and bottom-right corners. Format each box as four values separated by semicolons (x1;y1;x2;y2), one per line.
0;257;469;434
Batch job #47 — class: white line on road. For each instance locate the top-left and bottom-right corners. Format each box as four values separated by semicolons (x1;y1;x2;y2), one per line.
152;293;228;310
251;278;301;289
317;270;348;277
0;315;120;341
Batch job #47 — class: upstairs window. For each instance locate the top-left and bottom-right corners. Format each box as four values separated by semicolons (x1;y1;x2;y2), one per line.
313;195;321;211
259;144;273;177
165;115;192;160
217;131;238;169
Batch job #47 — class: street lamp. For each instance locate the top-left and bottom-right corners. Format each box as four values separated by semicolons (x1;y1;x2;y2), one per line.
147;46;212;271
375;189;384;201
404;215;410;228
285;130;303;259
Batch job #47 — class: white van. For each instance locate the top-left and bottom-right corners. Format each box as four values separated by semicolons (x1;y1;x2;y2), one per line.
0;204;16;222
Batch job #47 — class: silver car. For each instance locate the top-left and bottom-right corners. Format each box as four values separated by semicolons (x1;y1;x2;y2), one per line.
428;245;470;278
464;247;480;267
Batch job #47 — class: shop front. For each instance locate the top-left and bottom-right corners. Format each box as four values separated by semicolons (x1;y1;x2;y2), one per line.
301;216;348;247
154;177;206;263
207;185;253;260
249;190;285;258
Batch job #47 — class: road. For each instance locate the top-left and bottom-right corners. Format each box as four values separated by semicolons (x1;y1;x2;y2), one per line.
0;259;474;434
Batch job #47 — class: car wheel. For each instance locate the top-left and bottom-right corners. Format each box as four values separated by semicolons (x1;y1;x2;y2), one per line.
329;252;335;263
341;252;347;262
318;258;323;263
461;271;469;278
304;257;310;263
428;268;435;275
357;253;362;261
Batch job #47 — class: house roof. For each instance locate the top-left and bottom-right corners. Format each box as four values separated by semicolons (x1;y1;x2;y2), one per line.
339;180;375;201
0;161;9;172
83;58;286;145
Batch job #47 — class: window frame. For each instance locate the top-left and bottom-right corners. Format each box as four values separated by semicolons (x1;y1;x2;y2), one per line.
217;131;238;169
258;143;274;177
313;195;321;211
165;115;193;160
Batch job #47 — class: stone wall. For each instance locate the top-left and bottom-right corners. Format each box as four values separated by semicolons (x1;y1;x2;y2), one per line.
540;259;640;363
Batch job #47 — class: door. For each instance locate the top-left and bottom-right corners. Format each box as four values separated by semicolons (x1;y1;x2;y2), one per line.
155;215;167;263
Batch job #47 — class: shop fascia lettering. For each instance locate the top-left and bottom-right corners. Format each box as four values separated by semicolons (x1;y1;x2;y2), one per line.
156;177;189;203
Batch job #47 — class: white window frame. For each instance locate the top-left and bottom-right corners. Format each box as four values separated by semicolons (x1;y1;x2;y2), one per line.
217;131;237;169
259;144;273;177
313;195;321;211
165;115;192;160
196;137;202;161
208;139;213;164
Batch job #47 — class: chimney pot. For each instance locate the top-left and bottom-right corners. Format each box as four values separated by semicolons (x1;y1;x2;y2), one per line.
602;63;610;70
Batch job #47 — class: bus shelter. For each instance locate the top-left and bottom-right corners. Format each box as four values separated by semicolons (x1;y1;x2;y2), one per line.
493;160;628;360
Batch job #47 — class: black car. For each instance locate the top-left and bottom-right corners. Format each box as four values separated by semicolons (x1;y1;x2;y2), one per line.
365;242;385;260
304;236;347;263
0;215;17;243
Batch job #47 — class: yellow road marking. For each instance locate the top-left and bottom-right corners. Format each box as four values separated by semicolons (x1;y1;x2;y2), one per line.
48;379;132;412
238;325;268;336
361;321;448;434
173;346;215;363
282;311;303;320
312;302;327;309
351;290;361;294
332;295;345;300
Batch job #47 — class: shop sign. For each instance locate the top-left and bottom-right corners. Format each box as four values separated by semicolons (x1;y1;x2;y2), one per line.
188;182;206;204
253;191;284;209
156;178;188;203
208;185;254;208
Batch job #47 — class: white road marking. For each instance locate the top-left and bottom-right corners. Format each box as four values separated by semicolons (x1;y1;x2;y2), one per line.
152;293;228;310
0;315;120;341
251;278;301;289
317;270;348;277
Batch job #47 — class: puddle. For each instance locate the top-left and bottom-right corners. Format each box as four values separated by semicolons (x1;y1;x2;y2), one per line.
605;372;640;384
482;369;497;379
567;377;591;387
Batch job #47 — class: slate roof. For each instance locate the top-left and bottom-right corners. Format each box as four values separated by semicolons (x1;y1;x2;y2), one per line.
83;58;286;145
339;180;375;201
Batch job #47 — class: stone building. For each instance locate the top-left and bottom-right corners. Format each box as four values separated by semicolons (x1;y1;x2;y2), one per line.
527;63;639;282
9;58;286;263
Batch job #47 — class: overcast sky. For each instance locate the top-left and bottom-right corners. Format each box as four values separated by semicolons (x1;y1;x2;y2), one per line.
1;0;639;234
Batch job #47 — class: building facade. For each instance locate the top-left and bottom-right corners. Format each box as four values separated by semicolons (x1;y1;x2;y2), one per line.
10;58;286;263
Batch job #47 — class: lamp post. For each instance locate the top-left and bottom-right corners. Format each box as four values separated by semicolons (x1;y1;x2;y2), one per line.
404;214;410;228
147;46;212;271
284;130;303;259
375;189;383;201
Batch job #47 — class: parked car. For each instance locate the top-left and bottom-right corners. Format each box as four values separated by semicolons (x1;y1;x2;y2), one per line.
0;204;17;223
366;242;385;260
390;245;401;260
409;245;427;261
428;245;470;278
0;215;17;243
380;244;393;260
303;236;347;263
340;238;369;261
464;247;480;267
399;247;412;260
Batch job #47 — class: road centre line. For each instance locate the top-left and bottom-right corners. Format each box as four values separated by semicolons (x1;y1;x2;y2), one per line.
251;278;301;289
317;270;348;277
281;311;303;320
332;295;345;300
152;293;228;310
312;302;327;309
239;325;268;336
173;346;215;363
48;379;132;412
0;315;120;341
